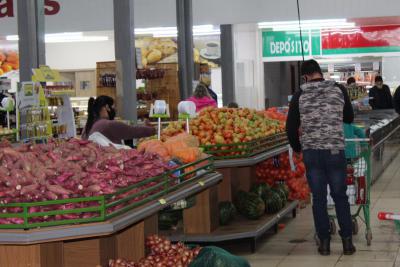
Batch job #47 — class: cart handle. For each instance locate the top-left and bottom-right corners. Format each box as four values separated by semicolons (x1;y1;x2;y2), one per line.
378;212;400;221
345;138;370;142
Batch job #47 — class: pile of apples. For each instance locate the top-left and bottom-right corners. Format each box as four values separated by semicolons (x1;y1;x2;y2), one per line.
162;107;284;146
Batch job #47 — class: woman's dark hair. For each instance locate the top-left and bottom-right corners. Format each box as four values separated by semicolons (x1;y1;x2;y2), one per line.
228;102;239;108
347;77;356;85
300;59;322;76
375;75;383;83
193;83;211;99
84;95;114;136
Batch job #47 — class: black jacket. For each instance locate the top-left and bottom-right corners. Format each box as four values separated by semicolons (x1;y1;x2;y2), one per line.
393;86;400;114
369;85;393;110
286;79;354;152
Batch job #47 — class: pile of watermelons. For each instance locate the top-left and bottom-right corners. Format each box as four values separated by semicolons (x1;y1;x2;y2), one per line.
250;182;289;214
234;191;266;220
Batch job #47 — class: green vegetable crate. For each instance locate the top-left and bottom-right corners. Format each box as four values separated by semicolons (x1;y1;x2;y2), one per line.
201;132;287;160
0;156;214;229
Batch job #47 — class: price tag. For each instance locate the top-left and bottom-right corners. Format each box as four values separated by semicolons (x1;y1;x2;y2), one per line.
355;63;361;73
198;181;205;186
328;64;334;73
158;199;167;205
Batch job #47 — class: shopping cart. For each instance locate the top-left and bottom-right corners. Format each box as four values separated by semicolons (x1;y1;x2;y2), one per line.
315;138;372;246
378;212;400;234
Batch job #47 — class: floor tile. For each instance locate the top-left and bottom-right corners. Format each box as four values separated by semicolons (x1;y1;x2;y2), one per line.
335;260;395;267
277;258;338;267
339;250;397;262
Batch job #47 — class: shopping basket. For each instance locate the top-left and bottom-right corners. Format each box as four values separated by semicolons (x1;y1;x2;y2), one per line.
378;212;400;234
315;138;372;246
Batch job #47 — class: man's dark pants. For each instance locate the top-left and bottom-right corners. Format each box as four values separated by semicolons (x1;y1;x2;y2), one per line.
303;149;353;240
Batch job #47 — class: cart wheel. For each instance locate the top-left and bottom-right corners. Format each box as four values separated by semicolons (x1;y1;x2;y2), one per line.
352;218;359;235
366;230;372;246
329;219;336;235
314;233;320;246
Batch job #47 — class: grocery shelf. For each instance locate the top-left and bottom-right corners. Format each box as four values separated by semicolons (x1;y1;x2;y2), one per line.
162;200;298;251
214;144;289;168
0;172;222;245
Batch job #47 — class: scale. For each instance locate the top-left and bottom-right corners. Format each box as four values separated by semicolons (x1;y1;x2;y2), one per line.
149;100;170;140
178;101;196;133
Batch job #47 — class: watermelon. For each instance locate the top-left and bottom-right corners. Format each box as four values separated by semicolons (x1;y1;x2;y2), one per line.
275;183;289;200
265;190;283;214
234;191;265;220
272;187;287;204
250;182;271;200
219;201;236;225
158;210;182;230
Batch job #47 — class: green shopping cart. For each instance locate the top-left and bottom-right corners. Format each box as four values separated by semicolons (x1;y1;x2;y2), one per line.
315;138;372;246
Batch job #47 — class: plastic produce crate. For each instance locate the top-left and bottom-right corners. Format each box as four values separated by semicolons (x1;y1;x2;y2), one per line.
0;156;214;229
201;133;287;160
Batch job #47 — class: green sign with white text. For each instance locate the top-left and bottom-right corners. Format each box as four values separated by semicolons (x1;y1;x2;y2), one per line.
262;30;321;61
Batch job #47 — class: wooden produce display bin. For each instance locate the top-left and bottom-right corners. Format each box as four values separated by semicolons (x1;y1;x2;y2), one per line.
167;145;299;252
0;172;222;267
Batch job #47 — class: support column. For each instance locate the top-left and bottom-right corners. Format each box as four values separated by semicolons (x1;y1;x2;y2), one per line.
176;0;194;100
113;0;137;122
220;24;236;105
17;0;45;82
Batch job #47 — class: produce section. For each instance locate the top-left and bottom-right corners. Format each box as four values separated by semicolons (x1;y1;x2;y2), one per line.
157;107;300;251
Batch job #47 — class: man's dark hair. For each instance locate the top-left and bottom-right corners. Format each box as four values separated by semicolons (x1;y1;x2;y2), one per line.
347;77;356;85
375;76;383;83
300;59;322;76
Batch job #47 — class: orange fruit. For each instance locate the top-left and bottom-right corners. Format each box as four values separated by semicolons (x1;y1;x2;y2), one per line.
1;64;12;73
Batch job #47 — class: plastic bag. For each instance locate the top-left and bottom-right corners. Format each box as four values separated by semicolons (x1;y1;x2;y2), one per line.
88;132;131;150
189;246;250;267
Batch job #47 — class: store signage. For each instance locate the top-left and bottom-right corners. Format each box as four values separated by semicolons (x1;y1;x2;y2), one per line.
0;0;60;18
263;25;400;61
262;30;321;61
321;25;400;55
32;65;61;82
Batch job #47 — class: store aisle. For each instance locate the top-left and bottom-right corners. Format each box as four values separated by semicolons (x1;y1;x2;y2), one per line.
239;154;400;267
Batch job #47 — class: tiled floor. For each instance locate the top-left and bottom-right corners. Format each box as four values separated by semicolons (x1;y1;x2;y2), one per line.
236;154;400;267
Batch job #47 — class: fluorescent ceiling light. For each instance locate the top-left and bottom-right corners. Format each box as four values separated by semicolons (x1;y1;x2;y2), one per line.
135;24;220;37
258;19;356;31
6;32;109;43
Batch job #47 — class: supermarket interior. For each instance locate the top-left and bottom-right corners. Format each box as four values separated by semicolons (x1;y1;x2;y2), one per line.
1;0;400;266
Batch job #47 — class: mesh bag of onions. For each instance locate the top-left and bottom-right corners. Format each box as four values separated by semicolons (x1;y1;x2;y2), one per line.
189;246;250;267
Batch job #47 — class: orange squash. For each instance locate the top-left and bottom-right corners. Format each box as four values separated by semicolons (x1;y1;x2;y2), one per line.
172;147;201;163
138;139;170;160
165;133;199;147
138;139;163;152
